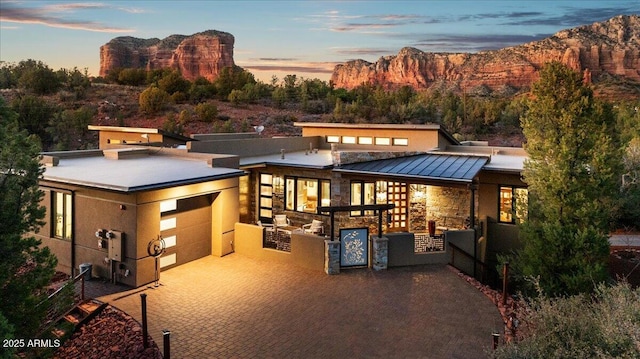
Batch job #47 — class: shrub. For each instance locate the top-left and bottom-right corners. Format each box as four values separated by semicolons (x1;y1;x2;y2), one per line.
491;282;640;359
139;86;170;115
194;102;218;123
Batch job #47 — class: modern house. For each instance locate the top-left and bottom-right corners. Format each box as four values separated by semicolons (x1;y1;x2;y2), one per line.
36;145;244;287
36;123;527;286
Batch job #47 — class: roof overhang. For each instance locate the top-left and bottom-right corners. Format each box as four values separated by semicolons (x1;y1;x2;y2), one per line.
334;153;489;184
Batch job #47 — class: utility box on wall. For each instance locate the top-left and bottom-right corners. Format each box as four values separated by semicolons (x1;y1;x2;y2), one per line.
107;230;124;261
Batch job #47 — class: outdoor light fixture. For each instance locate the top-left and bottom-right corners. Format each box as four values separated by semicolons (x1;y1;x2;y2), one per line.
95;229;106;238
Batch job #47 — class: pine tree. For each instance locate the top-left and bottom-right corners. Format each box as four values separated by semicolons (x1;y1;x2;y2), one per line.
516;62;622;296
0;97;57;342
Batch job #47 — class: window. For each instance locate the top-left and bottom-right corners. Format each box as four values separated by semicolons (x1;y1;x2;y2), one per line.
350;180;387;216
375;137;390;146
53;191;72;240
326;135;340;143
285;177;330;214
499;186;528;224
392;138;408;146
358;137;373;145
342;136;356;144
259;173;273;220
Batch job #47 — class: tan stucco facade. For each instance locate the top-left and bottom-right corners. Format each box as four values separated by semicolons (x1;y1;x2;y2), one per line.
37;176;240;288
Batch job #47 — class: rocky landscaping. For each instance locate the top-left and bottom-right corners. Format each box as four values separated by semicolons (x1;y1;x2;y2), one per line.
54;306;161;359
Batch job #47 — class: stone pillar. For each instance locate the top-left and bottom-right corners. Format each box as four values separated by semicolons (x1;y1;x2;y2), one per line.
371;236;389;271
324;240;340;275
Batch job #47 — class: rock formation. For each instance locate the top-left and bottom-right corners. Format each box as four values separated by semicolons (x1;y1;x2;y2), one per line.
100;30;235;82
331;15;640;92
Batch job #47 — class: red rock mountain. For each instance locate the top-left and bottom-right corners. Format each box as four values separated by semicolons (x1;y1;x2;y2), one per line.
99;30;235;81
331;15;640;93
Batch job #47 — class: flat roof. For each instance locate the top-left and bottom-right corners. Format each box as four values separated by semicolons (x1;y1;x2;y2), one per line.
293;122;442;130
87;125;194;142
335;154;489;183
42;152;245;193
239;149;334;169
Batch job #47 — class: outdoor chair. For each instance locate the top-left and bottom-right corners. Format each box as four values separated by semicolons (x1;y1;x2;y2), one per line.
302;219;324;235
273;214;291;228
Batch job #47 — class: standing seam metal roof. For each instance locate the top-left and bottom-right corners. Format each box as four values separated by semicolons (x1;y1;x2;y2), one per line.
334;154;489;183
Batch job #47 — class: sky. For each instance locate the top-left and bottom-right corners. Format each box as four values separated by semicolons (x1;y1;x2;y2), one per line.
1;1;638;83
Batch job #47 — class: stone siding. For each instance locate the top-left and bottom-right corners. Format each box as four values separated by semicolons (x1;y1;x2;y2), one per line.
426;186;472;229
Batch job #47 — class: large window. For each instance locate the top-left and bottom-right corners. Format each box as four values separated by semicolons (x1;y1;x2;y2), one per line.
350;180;388;216
259;173;273;221
285;177;330;213
499;186;528;224
53;191;72;240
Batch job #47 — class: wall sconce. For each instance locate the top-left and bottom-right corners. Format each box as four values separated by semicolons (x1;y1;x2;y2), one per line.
411;184;427;201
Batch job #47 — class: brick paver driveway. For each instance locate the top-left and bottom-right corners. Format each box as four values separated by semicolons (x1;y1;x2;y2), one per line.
99;254;503;358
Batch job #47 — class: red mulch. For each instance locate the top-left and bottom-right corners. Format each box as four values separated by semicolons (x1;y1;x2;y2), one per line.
54;306;162;359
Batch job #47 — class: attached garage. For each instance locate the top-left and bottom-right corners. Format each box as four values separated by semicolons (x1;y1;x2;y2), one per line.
36;147;244;287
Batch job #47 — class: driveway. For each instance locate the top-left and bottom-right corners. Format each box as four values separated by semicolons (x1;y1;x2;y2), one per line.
98;254;503;358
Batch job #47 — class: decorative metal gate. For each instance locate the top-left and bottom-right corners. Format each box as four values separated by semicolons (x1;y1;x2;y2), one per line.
340;228;369;267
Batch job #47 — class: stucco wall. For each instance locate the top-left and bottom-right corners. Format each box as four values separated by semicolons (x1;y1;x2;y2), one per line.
387;232;449;267
234;223;325;271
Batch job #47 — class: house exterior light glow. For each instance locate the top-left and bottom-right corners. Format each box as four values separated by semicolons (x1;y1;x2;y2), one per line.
36;124;528;286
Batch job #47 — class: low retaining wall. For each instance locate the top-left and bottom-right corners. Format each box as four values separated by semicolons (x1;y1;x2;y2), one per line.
234;223;325;271
387;232;448;267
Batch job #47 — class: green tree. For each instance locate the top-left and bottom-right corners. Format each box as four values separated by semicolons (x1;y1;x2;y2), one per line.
189;77;217;103
157;70;191;96
11;95;57;148
0;62;18;89
515;62;622;296
0;98;57;345
139;86;170;115
194;102;218;123
117;68;147;86
214;66;256;99
48;106;95;151
16;59;61;95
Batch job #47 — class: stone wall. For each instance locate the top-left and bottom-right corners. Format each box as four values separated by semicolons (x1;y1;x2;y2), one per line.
426;186;472;230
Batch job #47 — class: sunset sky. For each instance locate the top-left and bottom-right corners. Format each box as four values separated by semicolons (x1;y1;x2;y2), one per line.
1;1;638;83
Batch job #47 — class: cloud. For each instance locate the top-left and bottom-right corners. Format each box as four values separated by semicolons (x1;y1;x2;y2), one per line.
0;2;136;33
331;47;395;56
257;58;299;62
412;33;550;52
499;6;637;27
241;61;338;74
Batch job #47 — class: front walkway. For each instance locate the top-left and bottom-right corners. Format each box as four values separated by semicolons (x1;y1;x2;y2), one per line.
98;254;503;358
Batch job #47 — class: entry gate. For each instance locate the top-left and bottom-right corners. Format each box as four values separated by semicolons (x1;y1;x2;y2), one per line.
340;228;369;267
318;204;394;269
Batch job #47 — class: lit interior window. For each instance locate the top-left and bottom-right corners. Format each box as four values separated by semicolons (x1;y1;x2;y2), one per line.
375;137;390;146
393;138;409;146
499;186;529;223
163;235;177;248
326;135;340;143
358;137;373;145
160;217;177;231
342;136;356;144
160;199;177;213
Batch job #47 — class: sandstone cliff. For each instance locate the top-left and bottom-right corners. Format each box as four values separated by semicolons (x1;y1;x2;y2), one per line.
331;15;640;92
99;30;235;82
